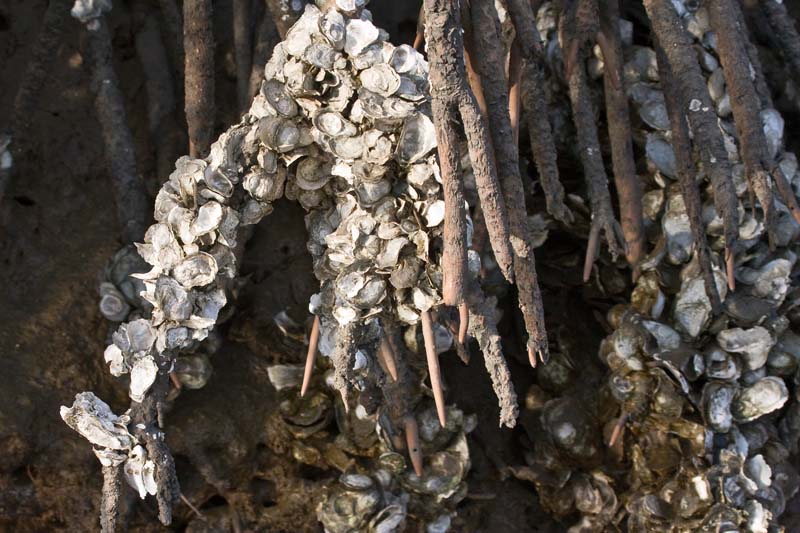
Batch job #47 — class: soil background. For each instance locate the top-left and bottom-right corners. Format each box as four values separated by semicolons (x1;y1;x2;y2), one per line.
1;1;800;532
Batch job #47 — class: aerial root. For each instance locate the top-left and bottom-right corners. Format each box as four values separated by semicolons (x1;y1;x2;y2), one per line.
560;5;623;275
425;0;515;285
301;315;321;397
608;411;628;447
506;0;572;224
420;310;446;428
404;415;424;476
331;322;357;413
100;464;122;533
84;14;150;243
157;0;184;92
458;302;469;346
596;1;645;267
761;0;800;80
468;288;519;429
656;42;722;311
710;0;779;247
377;336;399;382
183;0;215;158
233;0;254;114
645;0;739;275
468;0;549;364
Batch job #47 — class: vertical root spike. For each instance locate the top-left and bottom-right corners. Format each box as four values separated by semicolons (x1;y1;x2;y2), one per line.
608;412;627;447
404;415;424;476
378;336;399;382
583;222;601;283
421;310;446;427
169;371;182;390
725;247;736;291
458;302;469;345
527;345;538;369
301;315;321;397
508;42;522;147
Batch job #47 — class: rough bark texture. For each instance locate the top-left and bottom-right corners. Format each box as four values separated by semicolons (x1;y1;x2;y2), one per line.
566;57;622;272
468;289;518;429
597;1;645;267
424;0;515;285
644;0;739;272
330;321;357;409
710;0;778;242
1;0;72;203
100;464;122;533
234;0;254;114
470;2;549;364
656;43;722;311
432;98;468;306
183;0;215;158
87;17;150;243
507;0;571;224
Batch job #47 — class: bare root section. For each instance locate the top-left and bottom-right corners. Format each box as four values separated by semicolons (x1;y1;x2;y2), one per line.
597;2;644;267
644;0;738;289
656;44;721;310
469;1;549;364
507;0;572;224
183;0;215;158
87;17;150;243
424;0;515;289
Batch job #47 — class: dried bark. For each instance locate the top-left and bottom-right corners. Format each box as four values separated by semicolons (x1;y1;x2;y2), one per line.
469;1;549;365
234;0;254;113
100;464;122;533
249;2;281;102
644;0;739;288
87;17;150;243
432;98;467;306
566;51;622;280
506;0;571;224
711;0;800;228
424;0;515;286
183;0;215;158
468;288;518;429
656;43;722;311
1;0;72;203
597;1;645;267
709;0;778;239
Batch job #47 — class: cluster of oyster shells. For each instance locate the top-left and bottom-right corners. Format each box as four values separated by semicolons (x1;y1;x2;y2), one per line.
62;0;464;518
513;2;800;530
266;361;474;531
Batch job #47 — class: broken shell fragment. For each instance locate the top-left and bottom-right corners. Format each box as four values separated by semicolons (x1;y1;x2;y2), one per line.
60;392;134;450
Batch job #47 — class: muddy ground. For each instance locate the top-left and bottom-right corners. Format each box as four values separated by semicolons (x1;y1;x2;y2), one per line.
1;1;800;532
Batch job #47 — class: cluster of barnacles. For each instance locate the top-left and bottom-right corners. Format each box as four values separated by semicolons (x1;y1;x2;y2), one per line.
43;0;800;530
